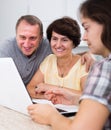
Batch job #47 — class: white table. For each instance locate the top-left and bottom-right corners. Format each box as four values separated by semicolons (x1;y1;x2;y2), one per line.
0;105;52;130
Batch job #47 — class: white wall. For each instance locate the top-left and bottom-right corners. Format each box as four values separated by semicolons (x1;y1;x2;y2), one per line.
0;0;86;46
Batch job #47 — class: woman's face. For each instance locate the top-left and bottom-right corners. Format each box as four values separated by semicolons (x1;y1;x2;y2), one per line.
81;17;110;57
50;31;74;58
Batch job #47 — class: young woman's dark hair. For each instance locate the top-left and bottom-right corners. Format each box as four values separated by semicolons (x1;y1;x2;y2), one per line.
46;16;81;48
79;0;111;51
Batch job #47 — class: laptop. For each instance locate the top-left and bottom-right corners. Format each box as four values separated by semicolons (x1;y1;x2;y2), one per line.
0;57;32;115
0;57;78;117
32;99;78;117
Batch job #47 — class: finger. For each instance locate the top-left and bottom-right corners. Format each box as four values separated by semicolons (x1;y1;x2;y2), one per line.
85;61;90;72
44;93;54;100
35;87;45;94
27;105;34;110
81;56;85;65
51;97;57;104
45;90;53;95
52;89;63;95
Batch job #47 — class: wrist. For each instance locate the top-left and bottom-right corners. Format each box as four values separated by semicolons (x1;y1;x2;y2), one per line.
51;112;72;129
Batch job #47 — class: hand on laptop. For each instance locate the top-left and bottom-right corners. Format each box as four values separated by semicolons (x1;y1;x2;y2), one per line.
45;88;81;105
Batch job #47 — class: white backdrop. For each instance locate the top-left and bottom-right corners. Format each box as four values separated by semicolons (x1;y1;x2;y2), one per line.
0;0;86;46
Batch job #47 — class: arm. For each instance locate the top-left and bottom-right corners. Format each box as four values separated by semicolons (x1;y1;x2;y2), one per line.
80;51;95;72
35;84;82;105
27;70;86;100
27;99;109;130
34;83;81;104
70;99;109;130
45;88;80;105
27;68;44;98
44;75;87;105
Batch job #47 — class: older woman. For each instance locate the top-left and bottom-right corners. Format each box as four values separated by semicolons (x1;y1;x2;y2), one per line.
27;17;88;105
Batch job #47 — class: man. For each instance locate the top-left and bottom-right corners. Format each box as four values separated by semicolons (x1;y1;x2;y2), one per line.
0;15;94;86
0;15;52;86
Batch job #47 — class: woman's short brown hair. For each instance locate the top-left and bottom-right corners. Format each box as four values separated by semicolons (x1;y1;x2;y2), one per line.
46;16;81;48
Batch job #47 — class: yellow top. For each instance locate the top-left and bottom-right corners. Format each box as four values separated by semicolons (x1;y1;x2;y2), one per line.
40;54;88;91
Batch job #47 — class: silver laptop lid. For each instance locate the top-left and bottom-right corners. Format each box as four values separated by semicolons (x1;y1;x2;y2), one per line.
0;57;32;115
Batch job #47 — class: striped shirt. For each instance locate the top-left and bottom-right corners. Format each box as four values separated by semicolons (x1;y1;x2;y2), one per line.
80;54;111;130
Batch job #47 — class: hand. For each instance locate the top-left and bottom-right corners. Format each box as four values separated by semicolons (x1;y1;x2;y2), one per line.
45;88;80;105
27;104;59;125
35;83;52;94
35;83;59;100
81;51;96;72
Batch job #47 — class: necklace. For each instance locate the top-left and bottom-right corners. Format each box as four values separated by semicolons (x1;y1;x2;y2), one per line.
60;73;64;77
57;55;73;78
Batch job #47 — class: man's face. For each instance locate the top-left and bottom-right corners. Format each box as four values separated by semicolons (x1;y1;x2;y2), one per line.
16;20;42;56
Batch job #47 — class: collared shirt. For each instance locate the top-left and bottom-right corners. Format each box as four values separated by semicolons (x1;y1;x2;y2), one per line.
80;54;111;130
